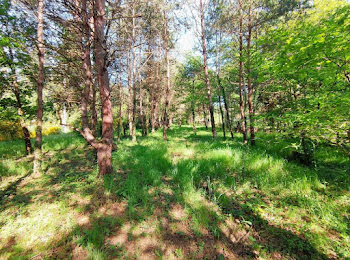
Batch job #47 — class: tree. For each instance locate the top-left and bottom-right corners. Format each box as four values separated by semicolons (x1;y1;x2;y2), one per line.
0;0;34;154
33;0;45;175
200;0;216;139
162;5;171;141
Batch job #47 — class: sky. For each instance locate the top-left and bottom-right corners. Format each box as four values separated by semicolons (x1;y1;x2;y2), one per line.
173;29;197;62
171;2;201;63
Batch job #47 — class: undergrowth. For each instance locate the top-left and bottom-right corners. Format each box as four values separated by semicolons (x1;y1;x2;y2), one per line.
0;127;349;259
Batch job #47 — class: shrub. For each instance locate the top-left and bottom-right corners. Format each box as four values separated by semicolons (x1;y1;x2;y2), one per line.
30;125;61;138
0;120;23;141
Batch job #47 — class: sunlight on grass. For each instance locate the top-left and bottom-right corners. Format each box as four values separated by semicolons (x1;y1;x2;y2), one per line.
0;127;349;259
0;202;75;258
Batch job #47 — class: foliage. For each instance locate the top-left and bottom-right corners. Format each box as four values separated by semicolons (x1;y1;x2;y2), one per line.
0;120;23;141
256;0;350;156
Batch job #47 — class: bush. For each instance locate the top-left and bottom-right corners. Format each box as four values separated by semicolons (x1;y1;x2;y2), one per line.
30;125;61;138
0;120;23;141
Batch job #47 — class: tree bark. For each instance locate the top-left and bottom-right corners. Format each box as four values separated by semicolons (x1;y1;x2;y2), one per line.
81;0;93;137
131;1;137;142
90;82;98;137
217;74;234;139
150;79;156;133
127;50;133;137
200;0;216;139
218;94;226;139
13;74;33;154
154;62;160;130
203;104;208;129
85;3;97;137
140;81;146;136
247;2;255;145
117;83;122;142
163;8;171;141
34;0;44;175
238;0;247;144
192;80;197;135
94;0;113;175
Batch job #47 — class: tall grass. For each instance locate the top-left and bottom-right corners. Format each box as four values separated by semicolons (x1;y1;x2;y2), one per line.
0;126;349;259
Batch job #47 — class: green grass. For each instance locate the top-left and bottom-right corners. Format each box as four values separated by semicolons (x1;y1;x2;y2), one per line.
0;127;349;259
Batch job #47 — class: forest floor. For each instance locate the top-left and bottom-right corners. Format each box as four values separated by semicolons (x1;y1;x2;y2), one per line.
0;126;349;259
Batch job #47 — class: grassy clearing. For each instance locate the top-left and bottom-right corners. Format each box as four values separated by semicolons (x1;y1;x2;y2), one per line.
0;127;349;259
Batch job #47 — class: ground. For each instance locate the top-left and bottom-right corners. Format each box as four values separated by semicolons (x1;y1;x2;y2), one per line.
0;126;349;259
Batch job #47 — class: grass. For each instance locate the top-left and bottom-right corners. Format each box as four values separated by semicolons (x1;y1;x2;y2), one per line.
0;126;349;259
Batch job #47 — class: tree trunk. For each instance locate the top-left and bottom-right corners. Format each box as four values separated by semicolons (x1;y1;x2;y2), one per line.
127;51;133;138
203;104;208;129
217;74;234;139
117;83;122;142
145;113;149;136
247;2;255;145
131;2;137;142
200;0;216;139
192;80;197;135
140;81;146;137
192;105;196;135
34;0;44;175
150;80;156;133
90;83;97;137
154;63;160;131
13;74;33;154
218;94;226;140
85;2;97;138
62;103;69;133
8;48;33;155
238;0;247;144
94;0;113;175
81;0;93;137
163;9;170;141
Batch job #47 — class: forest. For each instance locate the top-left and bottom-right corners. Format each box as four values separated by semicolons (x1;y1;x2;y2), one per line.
0;0;349;259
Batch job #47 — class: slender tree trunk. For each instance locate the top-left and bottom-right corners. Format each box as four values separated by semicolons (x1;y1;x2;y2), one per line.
62;103;69;133
218;94;226;139
81;0;93;136
94;0;113;175
217;75;234;139
34;0;44;175
238;0;247;144
123;123;127;136
8;48;33;155
127;51;133;137
200;0;216;139
150;60;157;133
203;104;208;129
247;3;255;145
85;3;97;137
117;83;122;142
90;83;97;137
155;101;160;130
150;80;156;133
154;63;160;131
140;81;146;136
214;33;225;140
192;105;196;135
145;113;149;136
131;2;137;142
192;80;197;135
13;74;33;154
163;9;171;141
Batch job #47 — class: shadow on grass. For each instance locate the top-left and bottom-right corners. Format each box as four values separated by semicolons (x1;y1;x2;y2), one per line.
0;127;347;259
0;171;31;204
